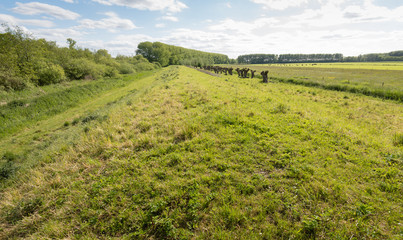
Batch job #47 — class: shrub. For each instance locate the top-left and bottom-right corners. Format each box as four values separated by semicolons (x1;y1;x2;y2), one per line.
35;61;66;85
118;62;135;74
63;58;104;80
103;65;119;78
0;70;28;90
133;62;158;72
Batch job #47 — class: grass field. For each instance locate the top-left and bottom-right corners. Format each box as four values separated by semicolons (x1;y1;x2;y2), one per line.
0;71;156;138
268;62;403;71
227;62;403;101
0;66;402;239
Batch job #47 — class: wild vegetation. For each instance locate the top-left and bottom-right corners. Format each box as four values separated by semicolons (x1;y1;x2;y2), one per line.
136;42;232;67
0;25;159;91
0;66;401;239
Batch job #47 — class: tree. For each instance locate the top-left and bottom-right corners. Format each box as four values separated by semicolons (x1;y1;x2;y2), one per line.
67;38;76;49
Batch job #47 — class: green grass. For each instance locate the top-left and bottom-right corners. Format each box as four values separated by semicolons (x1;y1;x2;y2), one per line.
227;63;403;101
0;66;402;239
0;71;156;138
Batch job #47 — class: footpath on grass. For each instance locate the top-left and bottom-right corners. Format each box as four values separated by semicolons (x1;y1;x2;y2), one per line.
0;68;166;187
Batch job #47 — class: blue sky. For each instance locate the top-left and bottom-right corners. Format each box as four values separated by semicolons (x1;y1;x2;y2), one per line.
1;0;402;58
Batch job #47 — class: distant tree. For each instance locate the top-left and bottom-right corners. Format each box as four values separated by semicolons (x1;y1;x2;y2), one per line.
67;38;76;49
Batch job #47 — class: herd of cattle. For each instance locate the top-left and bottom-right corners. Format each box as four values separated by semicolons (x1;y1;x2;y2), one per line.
201;66;270;83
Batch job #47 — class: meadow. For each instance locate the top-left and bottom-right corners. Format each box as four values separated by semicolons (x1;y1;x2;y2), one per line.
269;62;403;71
228;62;403;101
0;66;401;239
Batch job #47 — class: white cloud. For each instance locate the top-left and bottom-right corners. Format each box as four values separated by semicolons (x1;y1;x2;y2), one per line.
161;15;179;22
12;2;80;20
92;0;187;12
155;23;166;28
62;0;74;3
250;0;308;10
30;28;84;42
79;12;137;32
0;14;54;28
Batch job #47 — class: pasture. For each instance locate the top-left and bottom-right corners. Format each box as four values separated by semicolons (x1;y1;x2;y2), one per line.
0;66;401;239
269;62;403;71
227;62;403;101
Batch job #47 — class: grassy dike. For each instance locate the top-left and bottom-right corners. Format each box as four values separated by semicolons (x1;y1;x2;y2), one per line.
0;66;402;239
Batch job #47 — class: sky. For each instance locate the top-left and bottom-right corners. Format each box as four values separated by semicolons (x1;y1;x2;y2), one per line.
0;0;402;58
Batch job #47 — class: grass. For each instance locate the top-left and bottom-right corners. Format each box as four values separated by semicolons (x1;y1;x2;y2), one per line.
226;62;403;101
0;66;402;239
269;62;403;71
0;71;155;138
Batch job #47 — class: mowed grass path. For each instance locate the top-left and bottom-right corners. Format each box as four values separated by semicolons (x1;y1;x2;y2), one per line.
0;66;402;239
0;70;161;184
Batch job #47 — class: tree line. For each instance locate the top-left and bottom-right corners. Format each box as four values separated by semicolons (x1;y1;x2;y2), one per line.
237;52;403;64
0;25;159;91
136;42;231;67
238;53;344;64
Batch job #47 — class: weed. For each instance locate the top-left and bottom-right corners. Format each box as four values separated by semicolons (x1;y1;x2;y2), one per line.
81;114;98;123
63;121;70;127
300;217;319;237
272;103;289;114
136;122;151;133
84;126;90;133
7;99;26;107
0;152;17;180
72;118;80;125
2;151;17;161
5;197;43;224
355;204;373;219
392;133;403;146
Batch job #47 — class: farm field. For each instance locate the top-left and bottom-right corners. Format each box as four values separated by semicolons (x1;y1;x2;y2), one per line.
227;62;403;101
0;66;402;239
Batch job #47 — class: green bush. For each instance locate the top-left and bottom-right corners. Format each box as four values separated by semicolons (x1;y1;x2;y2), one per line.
103;65;119;78
133;62;158;72
35;61;66;85
0;70;29;90
118;62;135;74
63;58;104;80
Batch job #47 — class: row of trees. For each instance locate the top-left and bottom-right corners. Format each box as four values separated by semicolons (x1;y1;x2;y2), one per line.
344;51;403;62
237;51;403;64
136;42;231;67
237;53;344;64
0;25;159;91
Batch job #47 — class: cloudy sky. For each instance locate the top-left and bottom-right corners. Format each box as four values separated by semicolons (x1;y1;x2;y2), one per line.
1;0;402;58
